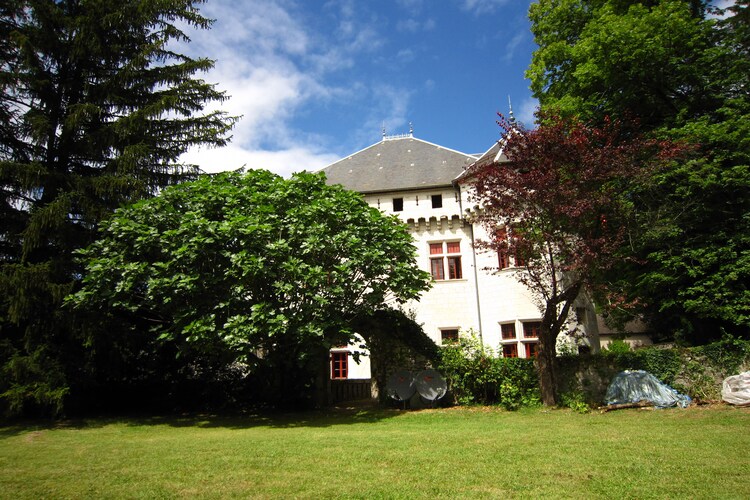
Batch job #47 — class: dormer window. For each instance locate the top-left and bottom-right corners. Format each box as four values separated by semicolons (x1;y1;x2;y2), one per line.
431;194;442;208
393;197;403;212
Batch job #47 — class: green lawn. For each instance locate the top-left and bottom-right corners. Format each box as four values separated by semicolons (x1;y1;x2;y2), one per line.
1;405;748;499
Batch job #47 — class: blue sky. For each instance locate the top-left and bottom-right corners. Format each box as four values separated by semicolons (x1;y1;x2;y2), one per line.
179;0;538;175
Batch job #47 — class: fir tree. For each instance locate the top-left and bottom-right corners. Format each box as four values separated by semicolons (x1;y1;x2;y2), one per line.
0;0;237;416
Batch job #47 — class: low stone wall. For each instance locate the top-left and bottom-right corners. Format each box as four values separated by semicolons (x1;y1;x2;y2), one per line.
556;339;750;404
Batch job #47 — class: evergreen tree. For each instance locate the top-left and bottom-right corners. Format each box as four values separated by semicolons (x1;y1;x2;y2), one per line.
0;0;237;415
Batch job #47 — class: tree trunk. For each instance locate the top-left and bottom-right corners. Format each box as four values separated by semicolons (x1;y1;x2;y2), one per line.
313;348;332;408
538;300;560;406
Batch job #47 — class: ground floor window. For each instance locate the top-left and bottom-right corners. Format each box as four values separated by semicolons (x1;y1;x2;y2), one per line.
331;351;348;379
501;323;516;340
502;344;518;358
441;328;459;345
525;342;538;358
523;321;541;339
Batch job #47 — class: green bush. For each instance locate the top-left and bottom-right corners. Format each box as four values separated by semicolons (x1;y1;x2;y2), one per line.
559;337;750;404
437;333;539;410
560;390;590;413
439;335;750;409
603;339;631;353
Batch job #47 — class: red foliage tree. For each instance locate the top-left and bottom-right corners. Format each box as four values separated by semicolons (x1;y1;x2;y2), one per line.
469;113;686;405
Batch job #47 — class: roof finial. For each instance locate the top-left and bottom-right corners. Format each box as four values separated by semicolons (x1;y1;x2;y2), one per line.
382;122;386;141
508;95;516;125
409;121;414;137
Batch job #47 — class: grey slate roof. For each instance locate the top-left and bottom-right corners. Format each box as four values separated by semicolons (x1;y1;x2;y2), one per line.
455;139;510;183
321;136;477;193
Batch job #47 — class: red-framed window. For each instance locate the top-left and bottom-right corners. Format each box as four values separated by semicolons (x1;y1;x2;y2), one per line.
502;344;518;358
441;329;459;345
496;227;510;269
525;343;538;358
429;241;462;280
331;352;348;379
523;321;541;339
497;226;528;268
430;260;444;280
501;323;516;340
512;226;527;267
447;256;462;280
514;248;526;267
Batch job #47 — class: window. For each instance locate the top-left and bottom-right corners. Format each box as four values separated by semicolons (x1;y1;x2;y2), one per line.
525;342;538;358
429;243;444;280
523;321;541;339
429;241;462;280
441;329;459;345
502;344;518;358
496;227;510;269
496;226;527;268
501;323;516;340
431;194;442;208
393;197;403;212
515;250;526;268
331;352;348;379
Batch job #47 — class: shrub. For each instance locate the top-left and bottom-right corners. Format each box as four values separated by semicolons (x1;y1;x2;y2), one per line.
559;337;750;404
603;339;631;353
437;332;539;409
560;390;590;413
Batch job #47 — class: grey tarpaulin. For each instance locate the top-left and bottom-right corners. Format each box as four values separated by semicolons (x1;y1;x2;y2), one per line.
605;370;692;408
722;371;750;406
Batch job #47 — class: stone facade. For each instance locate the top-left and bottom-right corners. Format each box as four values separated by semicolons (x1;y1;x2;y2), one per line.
321;134;606;380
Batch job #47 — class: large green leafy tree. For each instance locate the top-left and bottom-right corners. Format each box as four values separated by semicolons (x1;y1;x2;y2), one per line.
0;0;237;415
527;0;750;342
69;170;432;408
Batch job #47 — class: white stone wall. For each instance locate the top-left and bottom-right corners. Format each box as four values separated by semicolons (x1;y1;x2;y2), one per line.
364;185;544;358
332;181;603;381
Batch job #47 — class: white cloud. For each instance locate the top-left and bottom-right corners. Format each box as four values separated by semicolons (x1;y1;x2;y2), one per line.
516;97;538;129
397;17;436;33
397;49;416;63
502;31;527;62
175;0;392;176
355;84;413;146
708;0;736;18
460;0;511;15
184;143;340;178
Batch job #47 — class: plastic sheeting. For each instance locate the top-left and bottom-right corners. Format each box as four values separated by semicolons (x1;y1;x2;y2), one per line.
605;370;692;408
722;371;750;406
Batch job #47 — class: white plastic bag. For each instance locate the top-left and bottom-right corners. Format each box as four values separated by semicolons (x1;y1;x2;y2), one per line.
721;371;750;406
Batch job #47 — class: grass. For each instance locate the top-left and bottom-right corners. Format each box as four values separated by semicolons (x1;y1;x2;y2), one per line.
1;404;748;499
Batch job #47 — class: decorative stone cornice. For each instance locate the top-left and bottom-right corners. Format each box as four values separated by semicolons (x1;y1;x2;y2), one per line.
405;214;465;233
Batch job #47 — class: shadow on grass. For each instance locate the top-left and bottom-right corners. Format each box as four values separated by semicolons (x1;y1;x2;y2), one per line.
0;400;409;436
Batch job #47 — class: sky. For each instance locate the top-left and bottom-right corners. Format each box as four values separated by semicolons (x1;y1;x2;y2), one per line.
178;0;539;176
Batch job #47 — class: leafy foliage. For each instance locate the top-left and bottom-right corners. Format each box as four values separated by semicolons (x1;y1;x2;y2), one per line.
527;0;750;342
468;113;685;405
69;170;432;409
437;333;540;410
558;337;750;403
